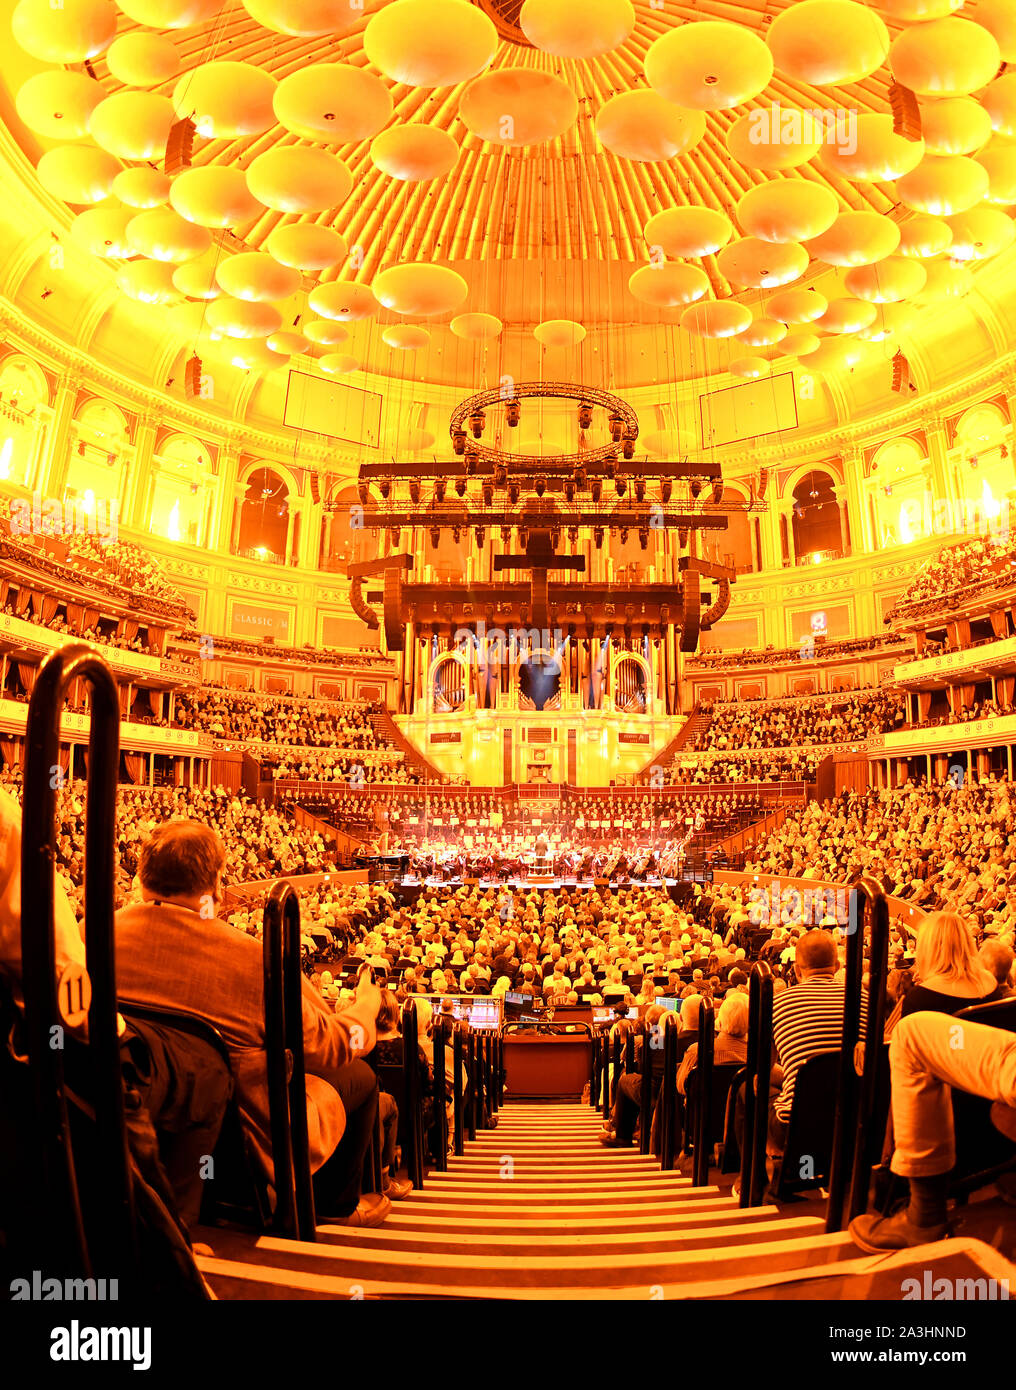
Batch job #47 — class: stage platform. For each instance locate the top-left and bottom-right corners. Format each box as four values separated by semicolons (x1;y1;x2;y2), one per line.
394;874;695;896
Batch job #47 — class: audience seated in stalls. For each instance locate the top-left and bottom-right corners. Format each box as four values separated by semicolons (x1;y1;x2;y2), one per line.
979;939;1016;997
173;689;382;750
113;819;392;1228
883;912;1003;1036
676;992;750;1096
849;1012;1016;1253
599;1004;667;1148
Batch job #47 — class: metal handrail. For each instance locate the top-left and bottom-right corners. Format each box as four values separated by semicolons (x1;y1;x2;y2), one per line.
740;962;773;1208
825;879;872;1232
825;877;888;1231
432;1014;449;1170
262;880;316;1241
638;1019;653;1156
452;1023;465;1157
659;1012;679;1170
21;643;130;1278
401;999;425;1189
692;996;716;1188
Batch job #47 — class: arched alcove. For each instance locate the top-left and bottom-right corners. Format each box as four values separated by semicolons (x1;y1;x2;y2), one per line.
0;354;47;488
870;437;928;547
237;466;290;561
150;433;212;547
791;469;841;562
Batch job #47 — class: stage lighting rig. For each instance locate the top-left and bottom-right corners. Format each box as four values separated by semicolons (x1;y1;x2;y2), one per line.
455;478;467;498
590;478;602;503
578;401;593;429
452;429;466;455
469;409;486;438
634;478;646;503
482;481;494;506
379;478;391;500
535;475;547;497
615;477;627;499
434;478;447;503
661;478;672;504
505;398;521;427
409;479;421;504
608;412;623;443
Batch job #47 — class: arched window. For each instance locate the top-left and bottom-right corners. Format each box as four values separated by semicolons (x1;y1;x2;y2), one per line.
0;356;47;489
68;398;128;513
237;467;290;561
955;405;1014;532
324;485;381;569
869;437;928;547
791;470;841;562
150;434;212;547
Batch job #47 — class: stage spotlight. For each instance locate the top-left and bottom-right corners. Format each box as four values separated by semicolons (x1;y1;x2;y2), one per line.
622;430;636;461
605;459;616;480
567;525;579;543
409;479;421;504
638;528;648;550
634;477;646;504
620;527;629;544
430;526;440;548
494;463;507;487
379;478;391;500
455;478;467;498
690;478;704;500
357;483;368;505
452;526;461;543
535;475;547;498
482;481;493;506
590;478;602;503
475;527;485;547
608;412;623;443
435;478;447;503
469;410;485;438
505;399;520;427
661;478;672;504
390;527;401;545
452;429;466;456
500;525;512;544
518;527;529;547
575;466;587;489
564;478;576;503
578;401;593;430
508;481;521;506
615;477;626;499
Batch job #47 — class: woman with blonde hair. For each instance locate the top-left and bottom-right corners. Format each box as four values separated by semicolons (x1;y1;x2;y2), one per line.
885;911;1000;1035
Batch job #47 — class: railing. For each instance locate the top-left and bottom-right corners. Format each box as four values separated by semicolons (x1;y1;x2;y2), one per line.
639;1019;653;1155
21;643;132;1277
826;877;890;1233
262;880;316;1242
401;1000;426;1191
692;996;716;1188
659;1012;679;1170
740;962;774;1208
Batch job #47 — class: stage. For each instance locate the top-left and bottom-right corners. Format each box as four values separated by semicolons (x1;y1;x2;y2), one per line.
393;872;709;900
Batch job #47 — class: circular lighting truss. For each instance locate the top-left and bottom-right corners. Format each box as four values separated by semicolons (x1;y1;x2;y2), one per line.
447;381;639;470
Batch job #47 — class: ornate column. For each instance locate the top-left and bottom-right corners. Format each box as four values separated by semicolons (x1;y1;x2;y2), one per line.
39;375;77;497
228;481;247;554
841;448;872;553
210;445;240;554
126;415;157;528
924;414;958;519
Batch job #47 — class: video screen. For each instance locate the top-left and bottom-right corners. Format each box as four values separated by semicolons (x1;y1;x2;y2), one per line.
429;994;503;1030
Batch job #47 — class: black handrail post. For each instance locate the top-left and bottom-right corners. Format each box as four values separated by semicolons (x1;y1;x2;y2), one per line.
660;1012;678;1171
432;1015;449;1170
611;1027;622;1108
600;1031;611;1122
693;996;715;1188
263;886;297;1238
624;1026;635;1077
466;1029;478;1141
489;1029;500;1114
402;1000;424;1190
638;1019;653;1156
22;644;131;1278
743;963;773;1207
452;1023;465;1157
847;880;890;1224
826;881;870;1233
590;1025;600;1107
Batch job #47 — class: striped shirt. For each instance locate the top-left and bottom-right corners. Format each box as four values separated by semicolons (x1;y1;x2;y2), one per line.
771;976;868;1122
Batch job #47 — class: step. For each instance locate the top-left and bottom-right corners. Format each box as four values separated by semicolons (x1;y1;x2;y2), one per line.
312;1215;828;1257
417;1176;697;1195
199;1228;858;1289
445;1156;664;1171
377;1199;777;1236
373;1194;743;1226
408;1183;722;1207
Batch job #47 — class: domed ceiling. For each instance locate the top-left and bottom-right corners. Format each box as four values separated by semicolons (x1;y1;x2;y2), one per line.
1;0;1015;413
